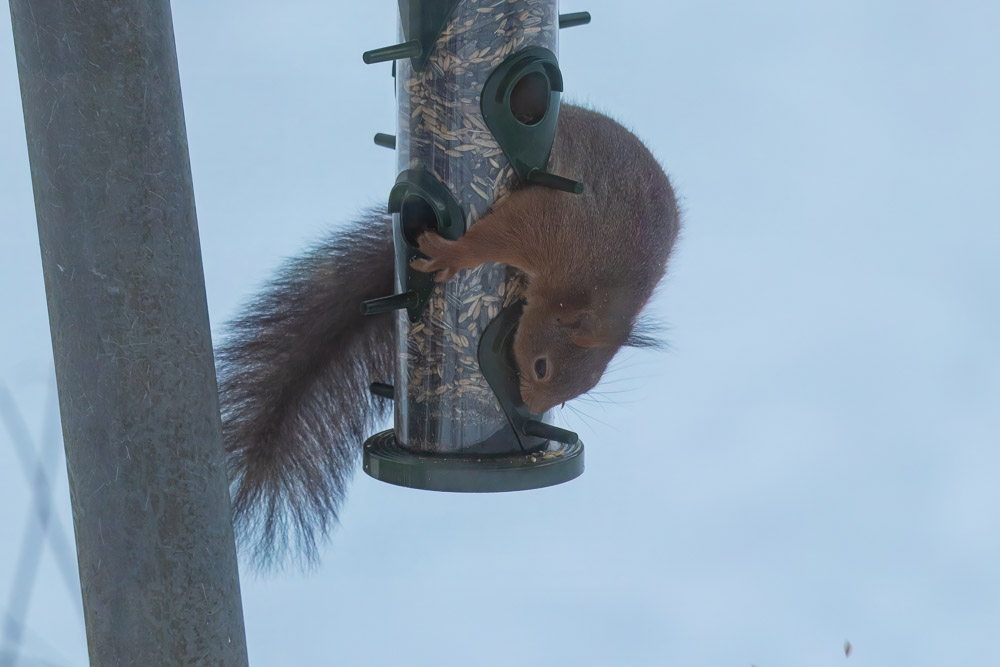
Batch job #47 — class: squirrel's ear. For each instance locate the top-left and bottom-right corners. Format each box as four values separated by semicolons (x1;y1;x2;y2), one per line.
569;311;611;348
571;333;610;348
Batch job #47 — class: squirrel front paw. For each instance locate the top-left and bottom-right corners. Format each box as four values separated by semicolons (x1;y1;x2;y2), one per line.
410;232;462;283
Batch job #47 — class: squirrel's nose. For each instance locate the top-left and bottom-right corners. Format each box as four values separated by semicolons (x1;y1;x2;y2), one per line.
527;396;551;415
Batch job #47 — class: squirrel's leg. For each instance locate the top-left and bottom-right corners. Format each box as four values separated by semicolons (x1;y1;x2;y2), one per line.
410;213;529;283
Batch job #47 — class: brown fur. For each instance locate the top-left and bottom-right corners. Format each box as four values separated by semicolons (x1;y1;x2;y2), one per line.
216;210;395;568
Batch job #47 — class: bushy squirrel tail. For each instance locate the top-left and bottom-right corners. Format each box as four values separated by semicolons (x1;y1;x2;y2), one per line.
216;209;395;568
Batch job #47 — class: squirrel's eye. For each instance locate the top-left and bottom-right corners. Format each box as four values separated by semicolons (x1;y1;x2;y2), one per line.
534;357;548;380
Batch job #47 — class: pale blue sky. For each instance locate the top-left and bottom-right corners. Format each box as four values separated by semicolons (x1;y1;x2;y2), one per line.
2;1;999;665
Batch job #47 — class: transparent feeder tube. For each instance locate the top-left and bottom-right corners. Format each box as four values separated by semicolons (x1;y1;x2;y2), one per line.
394;0;559;454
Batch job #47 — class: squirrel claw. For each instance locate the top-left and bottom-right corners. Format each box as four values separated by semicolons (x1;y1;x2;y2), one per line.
411;232;461;282
409;257;436;273
415;231;455;258
410;257;456;283
433;268;456;282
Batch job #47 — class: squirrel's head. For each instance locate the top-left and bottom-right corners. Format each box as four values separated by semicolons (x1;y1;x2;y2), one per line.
513;293;623;414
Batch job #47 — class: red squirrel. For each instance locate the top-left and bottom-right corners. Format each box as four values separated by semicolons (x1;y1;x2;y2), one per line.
217;104;680;567
411;105;678;414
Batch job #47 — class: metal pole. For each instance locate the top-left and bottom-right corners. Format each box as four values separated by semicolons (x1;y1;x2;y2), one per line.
8;1;249;664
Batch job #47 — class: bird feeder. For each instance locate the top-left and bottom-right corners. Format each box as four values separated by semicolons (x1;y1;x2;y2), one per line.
361;0;591;492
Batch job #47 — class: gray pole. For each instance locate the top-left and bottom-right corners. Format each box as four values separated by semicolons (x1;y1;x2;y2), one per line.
8;1;249;664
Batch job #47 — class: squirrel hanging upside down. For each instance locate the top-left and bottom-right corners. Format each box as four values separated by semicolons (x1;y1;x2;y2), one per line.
216;104;681;567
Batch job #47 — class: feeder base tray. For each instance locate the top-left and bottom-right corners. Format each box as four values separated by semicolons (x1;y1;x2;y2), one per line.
362;429;584;492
